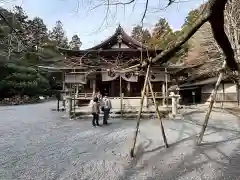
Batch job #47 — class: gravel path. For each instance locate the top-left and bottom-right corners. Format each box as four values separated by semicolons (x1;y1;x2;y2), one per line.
0;101;240;180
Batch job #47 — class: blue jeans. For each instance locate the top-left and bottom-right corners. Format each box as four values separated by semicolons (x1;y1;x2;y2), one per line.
92;113;99;126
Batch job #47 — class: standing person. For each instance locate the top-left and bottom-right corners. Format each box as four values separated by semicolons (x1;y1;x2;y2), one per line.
102;94;112;125
56;90;61;112
91;97;100;127
96;91;102;101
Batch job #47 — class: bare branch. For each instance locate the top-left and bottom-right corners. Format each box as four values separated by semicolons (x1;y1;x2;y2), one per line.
115;0;239;73
140;0;149;23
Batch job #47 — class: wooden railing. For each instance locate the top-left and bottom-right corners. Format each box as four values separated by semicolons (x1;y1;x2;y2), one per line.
146;92;163;97
74;92;165;99
77;93;93;98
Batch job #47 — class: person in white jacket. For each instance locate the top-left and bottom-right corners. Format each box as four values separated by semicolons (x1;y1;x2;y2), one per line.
102;95;112;125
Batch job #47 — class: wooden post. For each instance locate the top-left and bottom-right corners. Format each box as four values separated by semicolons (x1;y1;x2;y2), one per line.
197;61;226;145
73;86;76;117
221;83;224;108
62;72;66;108
148;78;169;148
130;64;151;157
127;82;131;96
66;96;72;119
121;93;124;117
162;83;166;106
165;68;168;107
237;84;240;107
92;79;96;96
120;77;123;116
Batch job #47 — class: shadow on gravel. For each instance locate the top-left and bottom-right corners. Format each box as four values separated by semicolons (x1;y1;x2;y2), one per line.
118;135;240;180
117;112;240;180
181;110;205;116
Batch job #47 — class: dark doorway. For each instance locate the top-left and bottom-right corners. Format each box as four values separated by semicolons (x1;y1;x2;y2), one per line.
179;87;201;105
194;87;202;103
100;81;110;96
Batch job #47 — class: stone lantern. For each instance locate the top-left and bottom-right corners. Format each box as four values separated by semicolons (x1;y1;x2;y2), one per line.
169;91;181;117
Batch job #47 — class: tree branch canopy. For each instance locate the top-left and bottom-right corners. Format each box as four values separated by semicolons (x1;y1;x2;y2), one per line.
115;0;239;72
150;0;238;71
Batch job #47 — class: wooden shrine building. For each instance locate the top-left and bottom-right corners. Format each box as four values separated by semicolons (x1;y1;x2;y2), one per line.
50;25;181;103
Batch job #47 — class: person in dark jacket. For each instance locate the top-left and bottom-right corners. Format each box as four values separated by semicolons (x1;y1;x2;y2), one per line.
102;95;112;125
91;97;100;127
56;90;61;112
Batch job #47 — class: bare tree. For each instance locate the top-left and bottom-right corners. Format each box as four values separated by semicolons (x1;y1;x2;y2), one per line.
224;0;240;61
91;0;238;72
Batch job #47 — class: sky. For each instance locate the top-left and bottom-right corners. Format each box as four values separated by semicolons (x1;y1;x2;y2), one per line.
1;0;205;49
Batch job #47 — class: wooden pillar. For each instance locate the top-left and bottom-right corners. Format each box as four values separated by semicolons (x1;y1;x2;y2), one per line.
165;68;168;107
121;93;124;117
221;83;224;108
73;86;76;116
127;82;131;97
66;96;72;119
120;77;123;115
62;72;66;108
62;72;65;91
148;78;168;148
162;83;166;106
237;83;240;106
197;61;226;145
130;64;151;157
92;79;96;96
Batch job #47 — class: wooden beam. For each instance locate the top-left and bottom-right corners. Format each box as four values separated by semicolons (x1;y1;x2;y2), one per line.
130;64;151;158
148;78;169;148
197;61;226;145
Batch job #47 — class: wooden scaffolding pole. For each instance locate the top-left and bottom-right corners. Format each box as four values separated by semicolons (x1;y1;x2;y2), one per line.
130;64;151;157
148;78;169;148
197;61;226;145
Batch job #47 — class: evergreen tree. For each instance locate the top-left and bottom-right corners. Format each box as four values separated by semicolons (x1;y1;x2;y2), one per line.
0;7;65;99
131;25;151;45
49;20;68;48
27;17;48;50
69;34;82;50
152;18;172;40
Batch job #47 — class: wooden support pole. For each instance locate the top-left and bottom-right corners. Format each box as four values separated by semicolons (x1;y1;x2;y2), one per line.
130;64;151;158
197;61;226;145
73;86;76;117
146;83;149;108
148;78;169;148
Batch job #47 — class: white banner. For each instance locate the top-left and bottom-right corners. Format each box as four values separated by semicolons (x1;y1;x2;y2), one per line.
101;71;120;81
65;74;87;84
120;72;138;82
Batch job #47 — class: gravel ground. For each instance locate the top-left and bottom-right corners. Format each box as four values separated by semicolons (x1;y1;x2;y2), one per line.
0;101;240;180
